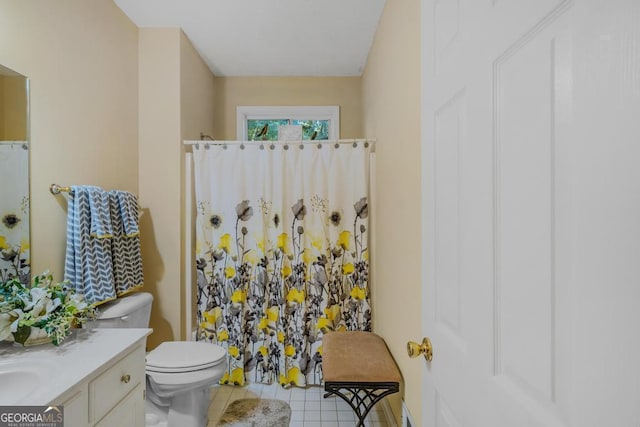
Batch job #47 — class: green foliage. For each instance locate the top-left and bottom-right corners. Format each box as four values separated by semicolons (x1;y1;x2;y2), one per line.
247;119;330;141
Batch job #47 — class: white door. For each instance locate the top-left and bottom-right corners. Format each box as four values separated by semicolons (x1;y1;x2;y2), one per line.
420;0;640;426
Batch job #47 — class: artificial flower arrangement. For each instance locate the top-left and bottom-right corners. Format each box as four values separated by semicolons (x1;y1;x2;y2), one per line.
0;271;95;346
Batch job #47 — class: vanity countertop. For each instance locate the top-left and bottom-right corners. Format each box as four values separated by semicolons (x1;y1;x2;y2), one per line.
0;328;151;405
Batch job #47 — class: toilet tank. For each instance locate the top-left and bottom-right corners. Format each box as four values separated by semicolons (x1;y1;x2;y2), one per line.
91;292;153;329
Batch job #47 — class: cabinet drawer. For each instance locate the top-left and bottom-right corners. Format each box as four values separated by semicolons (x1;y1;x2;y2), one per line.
89;345;145;423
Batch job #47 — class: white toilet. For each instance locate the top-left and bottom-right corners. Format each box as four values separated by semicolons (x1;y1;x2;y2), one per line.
92;292;227;427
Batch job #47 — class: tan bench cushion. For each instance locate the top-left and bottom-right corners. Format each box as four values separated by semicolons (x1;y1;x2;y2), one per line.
322;331;402;384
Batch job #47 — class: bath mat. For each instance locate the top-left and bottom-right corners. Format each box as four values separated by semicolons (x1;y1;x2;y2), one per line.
217;398;291;427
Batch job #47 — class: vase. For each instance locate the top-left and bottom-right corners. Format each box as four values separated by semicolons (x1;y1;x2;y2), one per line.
8;326;51;346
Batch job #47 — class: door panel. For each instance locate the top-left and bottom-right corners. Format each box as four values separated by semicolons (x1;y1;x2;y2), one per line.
493;12;565;409
421;0;640;426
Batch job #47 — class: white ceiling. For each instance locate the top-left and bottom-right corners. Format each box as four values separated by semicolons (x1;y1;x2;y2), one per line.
114;0;386;77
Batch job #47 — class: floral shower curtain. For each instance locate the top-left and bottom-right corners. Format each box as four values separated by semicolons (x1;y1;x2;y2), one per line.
0;143;30;284
193;142;372;387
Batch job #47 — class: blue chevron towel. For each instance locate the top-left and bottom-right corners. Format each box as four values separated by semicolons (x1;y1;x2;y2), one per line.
109;190;144;295
64;186;117;305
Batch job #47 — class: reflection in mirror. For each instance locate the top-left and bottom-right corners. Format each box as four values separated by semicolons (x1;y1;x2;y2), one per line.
0;64;29;284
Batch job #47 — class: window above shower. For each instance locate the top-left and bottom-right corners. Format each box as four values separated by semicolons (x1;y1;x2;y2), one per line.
236;106;339;141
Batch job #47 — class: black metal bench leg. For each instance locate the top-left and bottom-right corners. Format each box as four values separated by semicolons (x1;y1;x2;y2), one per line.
324;382;399;427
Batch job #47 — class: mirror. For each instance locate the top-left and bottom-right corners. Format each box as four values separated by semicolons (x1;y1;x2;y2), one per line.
0;64;29;284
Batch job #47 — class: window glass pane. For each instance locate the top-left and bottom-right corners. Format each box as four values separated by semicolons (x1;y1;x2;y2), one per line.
247;119;289;140
292;120;330;140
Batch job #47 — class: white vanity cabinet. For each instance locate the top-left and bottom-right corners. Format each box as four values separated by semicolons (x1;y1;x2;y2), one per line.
54;340;147;426
89;344;145;425
0;328;151;427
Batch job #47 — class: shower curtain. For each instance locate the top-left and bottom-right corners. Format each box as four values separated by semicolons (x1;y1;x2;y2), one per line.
193;142;372;387
0;143;30;284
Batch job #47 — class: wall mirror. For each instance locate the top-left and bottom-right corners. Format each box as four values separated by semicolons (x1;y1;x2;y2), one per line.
0;64;29;285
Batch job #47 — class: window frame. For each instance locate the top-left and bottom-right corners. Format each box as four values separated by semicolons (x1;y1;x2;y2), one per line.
236;106;340;140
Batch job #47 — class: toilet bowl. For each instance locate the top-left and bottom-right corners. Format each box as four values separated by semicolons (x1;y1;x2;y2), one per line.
92;292;227;427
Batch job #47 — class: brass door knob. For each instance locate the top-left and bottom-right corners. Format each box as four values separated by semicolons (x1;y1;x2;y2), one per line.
121;374;131;384
407;337;433;362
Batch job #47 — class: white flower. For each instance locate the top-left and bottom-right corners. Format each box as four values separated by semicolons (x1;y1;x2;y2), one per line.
0;271;95;346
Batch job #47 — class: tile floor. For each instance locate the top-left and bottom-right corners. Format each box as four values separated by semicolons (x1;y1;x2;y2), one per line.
207;382;391;427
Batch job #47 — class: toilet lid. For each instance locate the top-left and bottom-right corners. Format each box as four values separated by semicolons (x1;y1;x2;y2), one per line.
146;341;227;373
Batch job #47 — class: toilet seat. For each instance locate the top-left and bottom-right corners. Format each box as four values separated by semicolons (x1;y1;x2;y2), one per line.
146;341;227;373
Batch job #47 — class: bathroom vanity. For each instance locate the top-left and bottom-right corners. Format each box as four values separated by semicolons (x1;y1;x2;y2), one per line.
0;328;151;426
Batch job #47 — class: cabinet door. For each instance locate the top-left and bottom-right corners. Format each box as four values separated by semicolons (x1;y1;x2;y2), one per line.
94;384;145;427
57;384;88;427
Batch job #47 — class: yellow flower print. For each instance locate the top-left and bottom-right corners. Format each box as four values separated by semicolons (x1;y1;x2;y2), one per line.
337;230;351;251
277;331;285;343
309;231;324;252
279;374;288;386
244;249;258;265
277;233;290;254
342;263;354;275
324;304;341;321
225;266;236;278
231;289;247;304
317;346;323;356
302;248;314;266
281;265;292;278
258;317;269;331
203;307;222;324
217;329;229;341
350;286;366;300
362;249;369;261
218;233;233;253
286;366;303;386
228;346;240;358
267;306;279;321
286;288;305;304
20;238;29;252
230;367;245;386
259;346;268;357
220;372;230;384
336;325;347;332
285;344;296;357
256;236;266;254
316;317;332;331
0;236;8;250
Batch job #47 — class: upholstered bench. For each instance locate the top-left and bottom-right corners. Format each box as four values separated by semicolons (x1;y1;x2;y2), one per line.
322;331;402;427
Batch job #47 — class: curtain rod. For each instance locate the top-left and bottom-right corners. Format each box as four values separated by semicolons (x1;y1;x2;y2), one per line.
0;140;28;146
183;138;376;148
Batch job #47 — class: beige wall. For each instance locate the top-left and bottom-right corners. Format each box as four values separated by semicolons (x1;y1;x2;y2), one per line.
213;76;362;139
179;31;216;339
1;75;28;140
139;28;215;349
138;28;182;349
362;0;423;424
0;0;139;278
